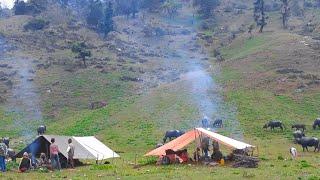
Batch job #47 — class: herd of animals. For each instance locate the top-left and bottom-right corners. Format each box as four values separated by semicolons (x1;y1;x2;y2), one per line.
3;118;320;162
161;117;320;154
263;118;320;152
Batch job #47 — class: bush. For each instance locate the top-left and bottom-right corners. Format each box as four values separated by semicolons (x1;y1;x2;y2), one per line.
24;18;49;31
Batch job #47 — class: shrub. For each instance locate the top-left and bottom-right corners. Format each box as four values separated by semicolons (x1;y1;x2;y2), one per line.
24;18;49;31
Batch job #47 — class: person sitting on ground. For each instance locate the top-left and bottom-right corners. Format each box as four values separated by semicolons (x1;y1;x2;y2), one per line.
165;149;179;164
211;149;223;162
193;147;201;162
39;153;49;166
19;152;32;173
177;149;189;163
39;153;52;170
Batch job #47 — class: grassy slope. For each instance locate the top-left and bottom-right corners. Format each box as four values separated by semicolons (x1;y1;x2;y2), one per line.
2;3;320;180
217;31;320;179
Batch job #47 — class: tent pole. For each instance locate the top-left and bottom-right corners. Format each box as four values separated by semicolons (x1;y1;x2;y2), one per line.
135;153;137;166
194;128;197;163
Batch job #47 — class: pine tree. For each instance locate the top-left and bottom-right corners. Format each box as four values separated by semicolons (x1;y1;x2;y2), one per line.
141;0;165;12
102;1;114;36
86;0;103;28
193;0;220;19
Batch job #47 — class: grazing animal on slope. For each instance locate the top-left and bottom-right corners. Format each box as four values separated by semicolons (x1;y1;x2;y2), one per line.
296;137;319;152
156;143;163;148
201;117;209;128
292;124;306;132
289;147;297;159
37;125;46;135
212;119;223;128
312;118;320;130
263;120;284;130
163;130;184;143
293;130;305;140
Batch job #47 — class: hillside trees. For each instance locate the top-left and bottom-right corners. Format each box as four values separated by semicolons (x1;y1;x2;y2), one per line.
14;0;27;15
86;0;103;28
13;0;47;15
115;0;139;18
141;0;165;12
290;0;304;17
281;0;290;29
254;0;267;33
85;0;114;36
60;0;69;7
102;1;114;36
71;42;91;68
193;0;220;19
161;0;180;18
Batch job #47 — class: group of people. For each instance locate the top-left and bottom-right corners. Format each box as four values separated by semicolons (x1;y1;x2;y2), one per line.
194;139;224;163
0;137;75;173
157;139;224;165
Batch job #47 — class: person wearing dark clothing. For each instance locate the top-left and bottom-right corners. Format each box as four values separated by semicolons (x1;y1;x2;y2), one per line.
50;138;61;170
67;138;75;168
19;152;32;173
0;139;7;172
211;150;223;162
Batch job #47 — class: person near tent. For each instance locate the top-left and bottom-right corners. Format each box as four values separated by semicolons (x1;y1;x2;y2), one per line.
50;138;61;170
19;152;32;173
29;153;38;169
212;140;220;151
67;138;75;168
201;137;210;158
193;147;201;162
39;153;51;170
0;139;7;172
176;149;189;163
211;149;223;162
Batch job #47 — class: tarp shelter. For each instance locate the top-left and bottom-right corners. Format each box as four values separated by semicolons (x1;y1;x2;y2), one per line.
145;128;255;156
15;135;119;167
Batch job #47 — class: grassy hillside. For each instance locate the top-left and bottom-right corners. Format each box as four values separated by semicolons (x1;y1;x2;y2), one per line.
1;0;320;179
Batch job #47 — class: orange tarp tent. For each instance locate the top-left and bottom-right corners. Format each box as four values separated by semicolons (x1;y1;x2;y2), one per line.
145;128;254;156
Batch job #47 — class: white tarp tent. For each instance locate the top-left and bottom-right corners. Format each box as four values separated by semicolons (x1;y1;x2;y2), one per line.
16;135;120;161
74;136;120;160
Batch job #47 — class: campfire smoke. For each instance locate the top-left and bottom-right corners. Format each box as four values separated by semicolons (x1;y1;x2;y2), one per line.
0;37;43;142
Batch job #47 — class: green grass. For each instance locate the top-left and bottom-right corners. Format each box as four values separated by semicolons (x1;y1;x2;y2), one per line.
0;108;19;138
221;35;269;60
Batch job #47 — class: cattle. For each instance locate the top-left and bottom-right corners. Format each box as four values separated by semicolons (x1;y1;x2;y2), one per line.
292;124;306;132
295;137;319;152
212;119;223;128
293;130;305;140
312;118;320;130
37;125;46;135
263;120;284;130
163;130;185;143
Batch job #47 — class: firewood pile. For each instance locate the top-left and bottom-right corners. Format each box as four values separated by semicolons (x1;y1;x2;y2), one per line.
232;154;259;168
